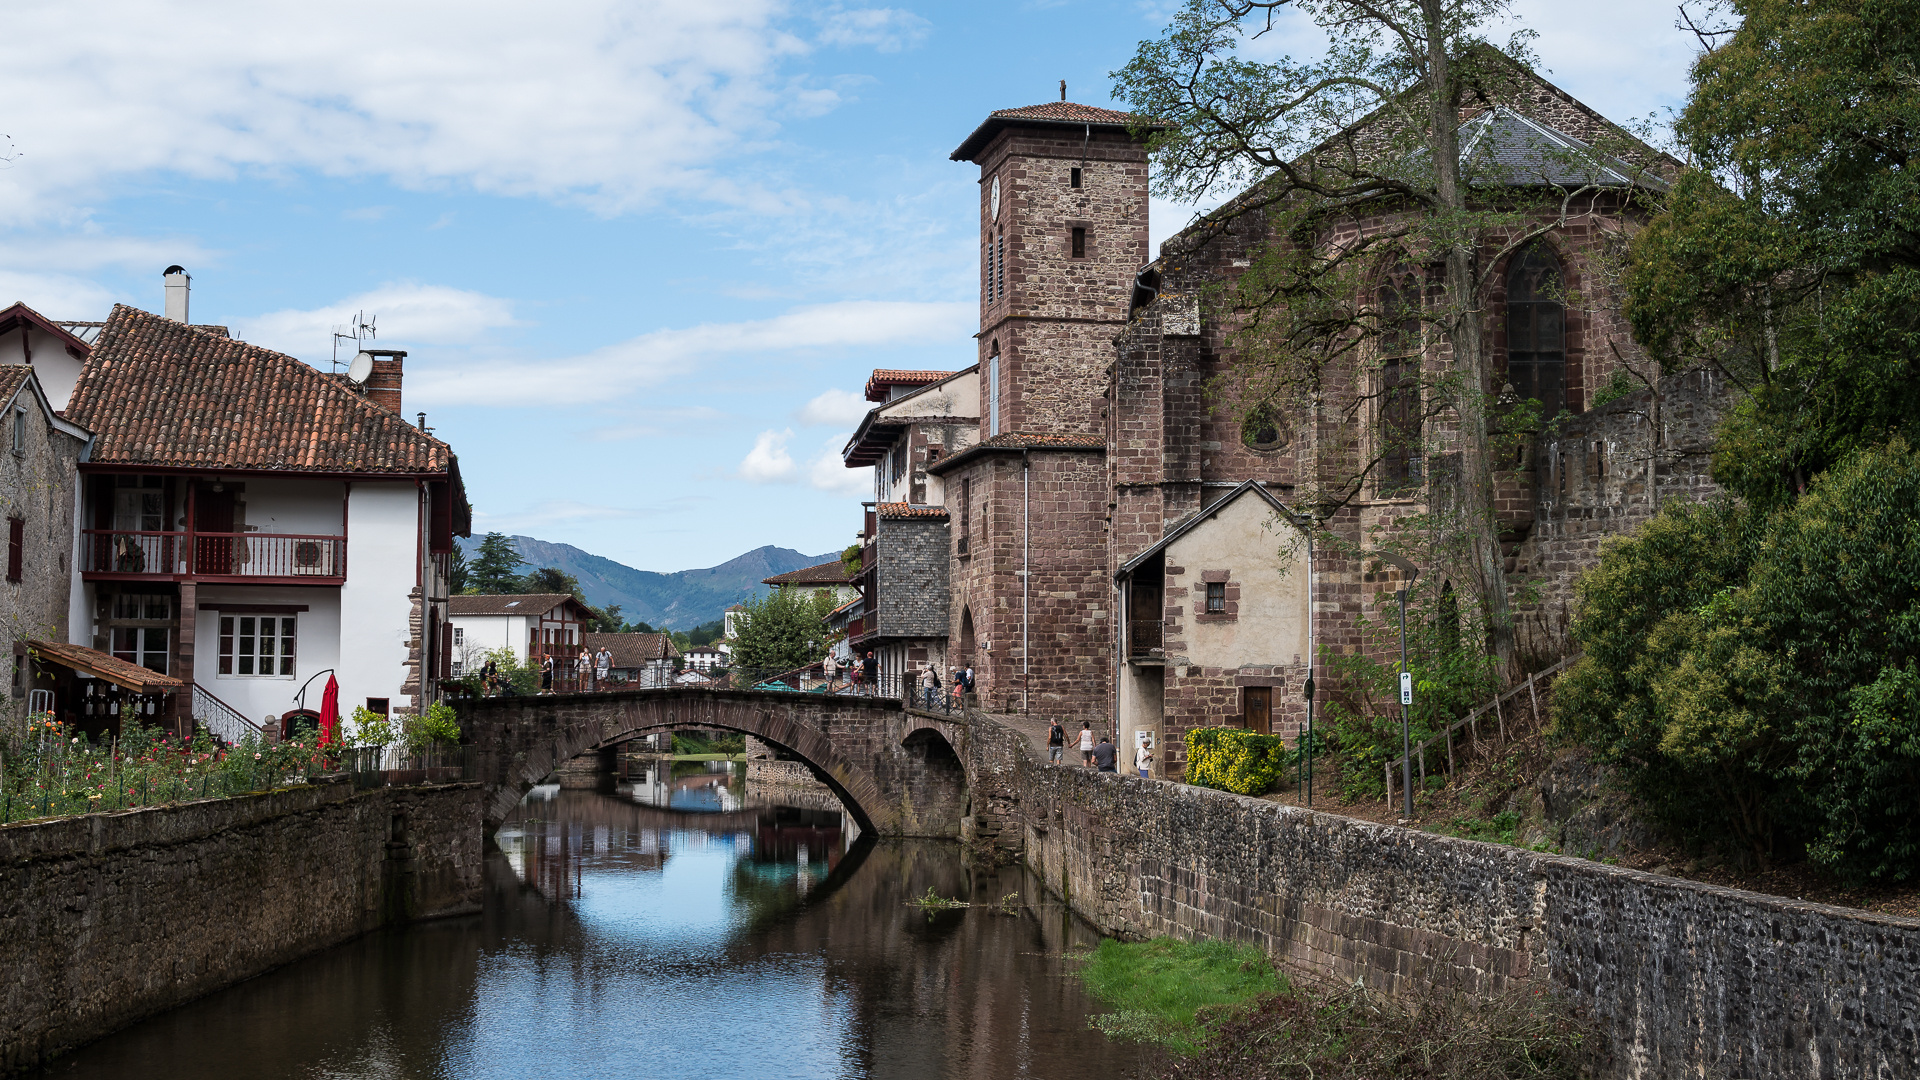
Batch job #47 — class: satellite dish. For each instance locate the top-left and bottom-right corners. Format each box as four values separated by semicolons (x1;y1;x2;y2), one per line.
346;351;375;385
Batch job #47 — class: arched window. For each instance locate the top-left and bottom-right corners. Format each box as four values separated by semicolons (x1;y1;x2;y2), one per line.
1377;269;1423;493
987;344;1002;435
1505;246;1566;417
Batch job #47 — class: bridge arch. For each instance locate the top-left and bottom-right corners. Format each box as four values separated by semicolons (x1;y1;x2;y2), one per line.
457;688;969;837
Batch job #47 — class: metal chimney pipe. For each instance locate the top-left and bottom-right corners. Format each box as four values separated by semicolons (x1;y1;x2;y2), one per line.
163;265;191;323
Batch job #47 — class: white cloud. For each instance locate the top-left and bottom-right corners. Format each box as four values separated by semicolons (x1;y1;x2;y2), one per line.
0;0;919;225
408;299;971;407
739;428;798;482
0;270;116;320
233;283;521;358
809;446;870;494
796;387;871;427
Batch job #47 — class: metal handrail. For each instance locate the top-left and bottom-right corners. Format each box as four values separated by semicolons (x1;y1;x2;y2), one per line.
193;682;266;745
1385;652;1580;804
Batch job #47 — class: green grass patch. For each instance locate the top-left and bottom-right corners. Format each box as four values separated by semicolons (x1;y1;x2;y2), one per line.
1074;937;1283;1053
669;753;744;762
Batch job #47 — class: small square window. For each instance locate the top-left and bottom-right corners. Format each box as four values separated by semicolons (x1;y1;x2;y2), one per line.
1071;227;1086;259
366;698;389;716
1206;582;1226;613
1070;167;1081;188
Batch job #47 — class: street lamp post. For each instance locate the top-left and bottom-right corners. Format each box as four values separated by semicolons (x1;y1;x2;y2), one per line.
1370;552;1420;821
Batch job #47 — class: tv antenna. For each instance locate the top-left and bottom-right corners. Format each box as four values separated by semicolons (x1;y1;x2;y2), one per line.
331;312;377;372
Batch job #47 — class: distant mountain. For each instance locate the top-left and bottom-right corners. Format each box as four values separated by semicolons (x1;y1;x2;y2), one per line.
456;536;839;630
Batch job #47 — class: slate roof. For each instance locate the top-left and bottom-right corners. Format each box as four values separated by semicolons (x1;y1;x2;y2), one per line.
30;640;184;695
878;502;950;520
448;593;582;617
925;431;1106;475
585;632;680;668
1456;107;1667;191
864;369;956;403
952;101;1155;161
762;560;853;587
67;304;454;474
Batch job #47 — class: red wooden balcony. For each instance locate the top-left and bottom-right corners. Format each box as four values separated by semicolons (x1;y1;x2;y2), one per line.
82;530;347;584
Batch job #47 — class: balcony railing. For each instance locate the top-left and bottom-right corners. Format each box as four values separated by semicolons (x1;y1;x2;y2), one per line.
1128;618;1164;658
82;530;347;581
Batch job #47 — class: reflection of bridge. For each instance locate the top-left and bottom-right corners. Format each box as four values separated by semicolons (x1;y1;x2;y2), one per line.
459;687;970;836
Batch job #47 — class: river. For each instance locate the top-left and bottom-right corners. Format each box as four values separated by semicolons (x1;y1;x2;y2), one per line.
30;763;1154;1080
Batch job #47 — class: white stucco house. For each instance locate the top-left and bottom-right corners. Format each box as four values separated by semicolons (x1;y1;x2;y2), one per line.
446;593;595;674
55;297;471;737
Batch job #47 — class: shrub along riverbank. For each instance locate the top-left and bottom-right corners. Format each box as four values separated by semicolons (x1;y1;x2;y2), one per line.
1075;937;1588;1079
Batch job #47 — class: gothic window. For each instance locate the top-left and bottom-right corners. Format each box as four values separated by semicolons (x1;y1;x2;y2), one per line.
988;347;1002;435
1242;404;1286;452
1378;269;1423;493
1506;245;1567;417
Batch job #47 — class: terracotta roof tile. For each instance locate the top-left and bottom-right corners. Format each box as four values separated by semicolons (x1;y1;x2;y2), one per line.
762;560;854;586
952;100;1159;161
67;304;453;474
584;632;680;667
30;639;183;695
864;369;957;403
878;502;950;520
448;593;583;616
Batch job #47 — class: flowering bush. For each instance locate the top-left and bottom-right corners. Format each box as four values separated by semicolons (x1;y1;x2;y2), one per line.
1184;727;1287;796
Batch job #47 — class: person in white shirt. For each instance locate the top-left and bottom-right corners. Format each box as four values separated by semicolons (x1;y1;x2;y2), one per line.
822;654;839;690
1136;735;1154;779
1078;721;1095;767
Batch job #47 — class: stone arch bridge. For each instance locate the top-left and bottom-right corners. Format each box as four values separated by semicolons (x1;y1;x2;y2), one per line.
456;687;982;837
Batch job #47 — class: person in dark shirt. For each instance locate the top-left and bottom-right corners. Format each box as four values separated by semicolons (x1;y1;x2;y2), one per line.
862;651;879;696
1092;734;1117;773
1047;720;1065;764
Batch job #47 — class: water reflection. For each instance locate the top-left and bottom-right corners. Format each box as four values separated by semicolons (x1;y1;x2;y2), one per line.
32;780;1154;1080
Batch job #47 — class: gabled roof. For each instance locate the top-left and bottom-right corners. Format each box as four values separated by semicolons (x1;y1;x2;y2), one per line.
585;632;680;667
448;593;590;618
844;365;978;467
0;302;96;360
67;304;455;475
1455;107;1666;191
952;101;1155;162
925;431;1105;476
0;366;91;442
762;560;853;587
1116;480;1307;579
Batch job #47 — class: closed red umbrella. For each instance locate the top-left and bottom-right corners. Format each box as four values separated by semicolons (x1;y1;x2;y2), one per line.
318;673;340;746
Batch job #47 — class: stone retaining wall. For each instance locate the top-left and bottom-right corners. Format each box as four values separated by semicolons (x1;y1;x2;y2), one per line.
0;778;482;1075
975;715;1920;1079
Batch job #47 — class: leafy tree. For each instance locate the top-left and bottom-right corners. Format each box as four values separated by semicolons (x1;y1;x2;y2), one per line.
728;588;840;675
1557;441;1920;880
447;544;470;594
521;566;581;598
1115;0;1663;668
469;532;527;593
1626;0;1920;507
687;619;724;647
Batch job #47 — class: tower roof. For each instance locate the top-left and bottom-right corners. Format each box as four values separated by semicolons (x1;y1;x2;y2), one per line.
950;101;1150;162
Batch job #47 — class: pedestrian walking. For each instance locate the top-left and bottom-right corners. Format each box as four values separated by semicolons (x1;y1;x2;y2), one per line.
1093;732;1117;773
919;664;937;709
481;658;499;697
822;653;839;691
1078;721;1094;767
576;648;592;691
862;651;878;696
540;655;554;694
595;646;612;689
1136;734;1154;779
1047;719;1065;764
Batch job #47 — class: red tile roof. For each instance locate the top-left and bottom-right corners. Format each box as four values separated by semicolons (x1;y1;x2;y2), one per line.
864;369;957;403
448;593;586;617
30;639;183;695
878;502;950;520
762;560;854;586
67;304;454;475
584;632;680;667
952;101;1157;161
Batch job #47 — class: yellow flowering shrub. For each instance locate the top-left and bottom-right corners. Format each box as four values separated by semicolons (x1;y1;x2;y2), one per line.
1183;727;1286;796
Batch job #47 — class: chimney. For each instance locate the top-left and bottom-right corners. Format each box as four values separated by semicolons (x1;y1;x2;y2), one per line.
163;265;191;322
362;349;405;413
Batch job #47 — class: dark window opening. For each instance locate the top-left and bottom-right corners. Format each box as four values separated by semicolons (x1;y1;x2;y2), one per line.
1242;406;1286;451
366;697;390;716
1378;269;1423;494
1506;245;1567;418
958;478;972;555
1070;167;1081;188
6;516;21;583
1205;582;1226;613
1070;227;1086;259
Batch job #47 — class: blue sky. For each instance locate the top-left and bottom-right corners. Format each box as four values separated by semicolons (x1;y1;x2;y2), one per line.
0;0;1698;572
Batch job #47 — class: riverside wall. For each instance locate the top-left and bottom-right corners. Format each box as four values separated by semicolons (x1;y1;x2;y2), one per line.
961;712;1920;1079
0;778;483;1075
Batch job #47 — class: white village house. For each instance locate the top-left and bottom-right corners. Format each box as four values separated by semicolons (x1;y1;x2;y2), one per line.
446;593;595;675
14;274;472;738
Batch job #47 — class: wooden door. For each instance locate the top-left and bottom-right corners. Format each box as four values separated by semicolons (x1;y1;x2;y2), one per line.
1243;687;1272;735
194;487;235;574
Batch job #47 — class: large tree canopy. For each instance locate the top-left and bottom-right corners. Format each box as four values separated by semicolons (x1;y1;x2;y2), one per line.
1626;0;1920;506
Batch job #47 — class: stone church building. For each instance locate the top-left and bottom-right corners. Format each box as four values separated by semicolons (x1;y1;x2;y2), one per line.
846;70;1732;775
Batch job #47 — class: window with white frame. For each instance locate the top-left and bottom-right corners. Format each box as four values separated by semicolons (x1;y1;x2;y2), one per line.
217;614;296;677
111;627;169;674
